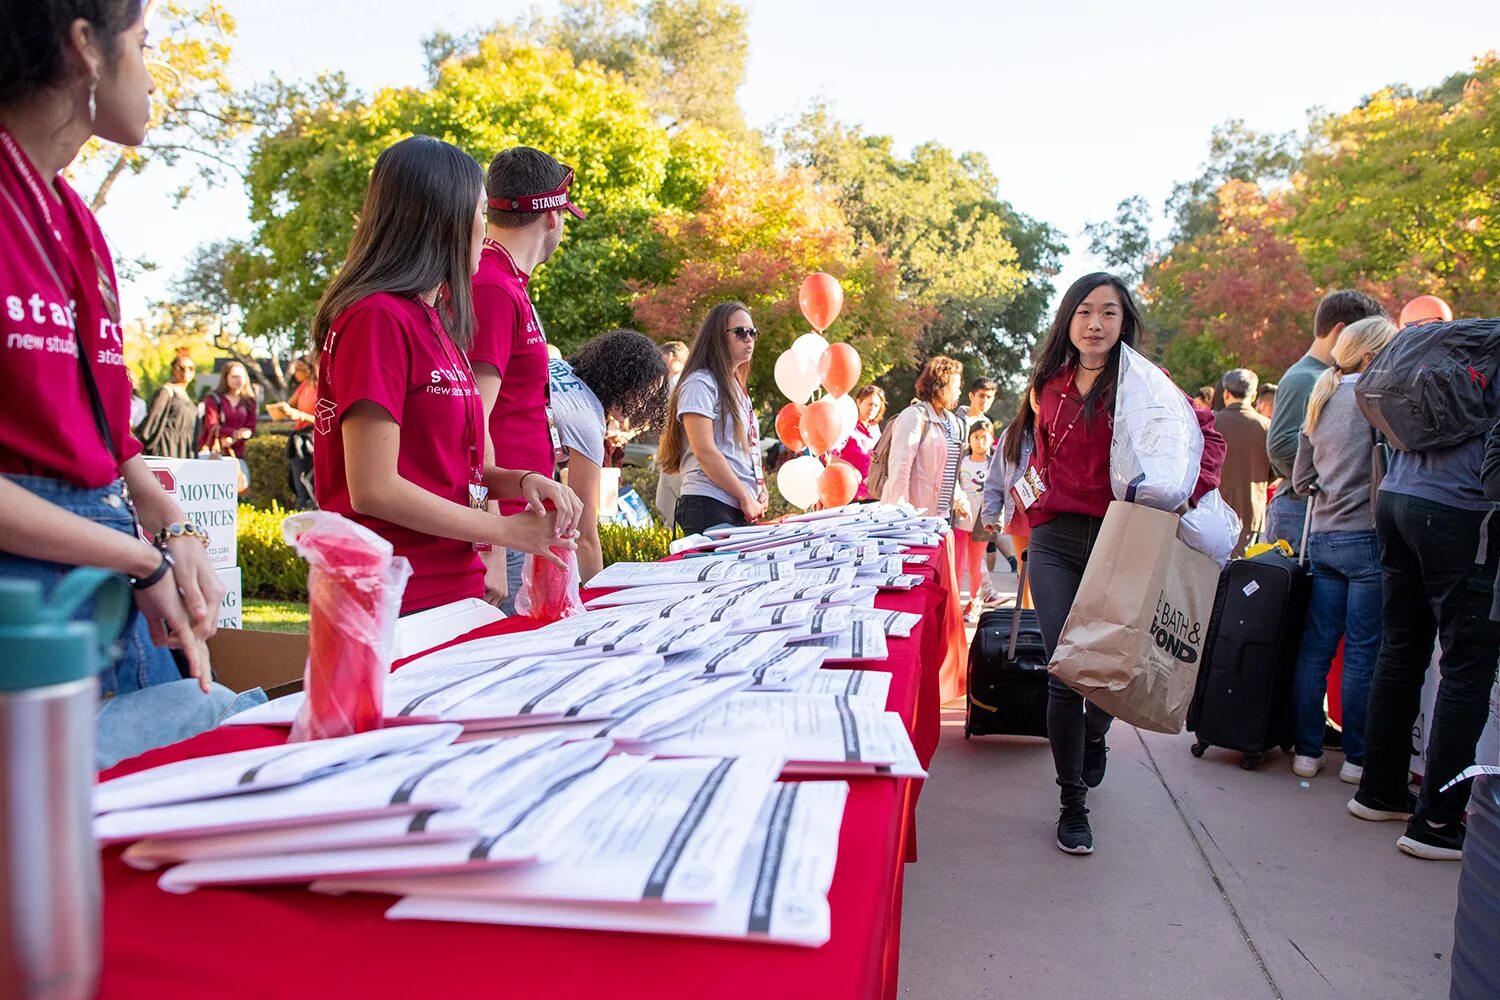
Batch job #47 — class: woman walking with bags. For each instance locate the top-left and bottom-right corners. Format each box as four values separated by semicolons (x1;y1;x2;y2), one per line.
1009;273;1225;855
656;301;767;536
1288;316;1398;782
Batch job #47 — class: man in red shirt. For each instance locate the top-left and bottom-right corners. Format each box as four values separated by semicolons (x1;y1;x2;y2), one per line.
470;147;585;612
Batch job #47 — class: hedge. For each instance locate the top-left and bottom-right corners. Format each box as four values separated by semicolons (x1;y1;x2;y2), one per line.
238;502;307;601
244;432;296;509
236;503;678;602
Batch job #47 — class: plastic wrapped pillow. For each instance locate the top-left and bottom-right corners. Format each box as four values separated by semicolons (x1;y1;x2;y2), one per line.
1177;489;1241;566
1111;344;1204;512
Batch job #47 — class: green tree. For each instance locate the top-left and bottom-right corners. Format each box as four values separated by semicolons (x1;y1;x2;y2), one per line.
73;1;249;213
237;33;725;350
1084;195;1154;289
1163;118;1299;245
1284;54;1500;316
780;108;1063;402
630;150;928;408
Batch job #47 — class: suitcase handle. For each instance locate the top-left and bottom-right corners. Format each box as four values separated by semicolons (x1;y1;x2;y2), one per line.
1298;491;1316;568
1007;550;1029;660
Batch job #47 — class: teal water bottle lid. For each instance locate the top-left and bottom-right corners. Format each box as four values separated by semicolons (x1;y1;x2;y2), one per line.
0;568;131;692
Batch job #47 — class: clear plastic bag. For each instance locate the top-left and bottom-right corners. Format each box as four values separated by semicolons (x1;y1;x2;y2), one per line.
516;546;586;623
1111;344;1204;512
282;512;412;742
1176;489;1241;567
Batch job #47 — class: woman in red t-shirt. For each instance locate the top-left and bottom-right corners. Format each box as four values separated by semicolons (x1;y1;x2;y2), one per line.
1002;273;1225;856
310;135;581;616
0;1;249;765
198;361;258;457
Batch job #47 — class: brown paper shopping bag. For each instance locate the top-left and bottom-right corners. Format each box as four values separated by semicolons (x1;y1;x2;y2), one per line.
1049;501;1220;734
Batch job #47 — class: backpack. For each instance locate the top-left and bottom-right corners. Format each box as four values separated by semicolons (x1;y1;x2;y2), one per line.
865;404;930;499
1355;318;1500;452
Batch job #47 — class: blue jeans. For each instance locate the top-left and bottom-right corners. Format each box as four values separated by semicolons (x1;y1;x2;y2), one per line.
1291;530;1382;761
1;474;266;769
1265;492;1308;554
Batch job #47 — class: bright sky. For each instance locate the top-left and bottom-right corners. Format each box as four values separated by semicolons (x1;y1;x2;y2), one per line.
106;0;1500;325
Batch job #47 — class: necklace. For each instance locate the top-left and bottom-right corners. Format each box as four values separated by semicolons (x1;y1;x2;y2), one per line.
1078;360;1107;372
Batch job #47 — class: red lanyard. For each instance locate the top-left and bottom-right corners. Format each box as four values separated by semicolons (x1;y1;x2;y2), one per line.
423;298;483;481
0;127;119;326
1043;367;1090;463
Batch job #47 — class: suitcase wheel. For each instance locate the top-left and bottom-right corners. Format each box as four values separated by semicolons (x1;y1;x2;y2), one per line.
1239;752;1263;771
1190;741;1206;758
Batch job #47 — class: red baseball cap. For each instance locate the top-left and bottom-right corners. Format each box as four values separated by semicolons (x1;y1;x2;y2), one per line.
487;165;586;220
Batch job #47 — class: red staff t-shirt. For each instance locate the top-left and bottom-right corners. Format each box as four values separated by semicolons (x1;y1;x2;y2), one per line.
313;292;485;615
470;245;553;515
0;134;141;488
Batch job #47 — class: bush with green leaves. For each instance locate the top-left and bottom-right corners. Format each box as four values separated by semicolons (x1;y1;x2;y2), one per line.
597;522;677;567
244;431;295;509
237;502;307;600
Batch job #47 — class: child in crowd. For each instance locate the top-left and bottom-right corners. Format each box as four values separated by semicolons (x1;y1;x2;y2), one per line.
957;419;994;623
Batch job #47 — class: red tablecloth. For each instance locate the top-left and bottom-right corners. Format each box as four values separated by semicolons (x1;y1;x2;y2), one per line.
98;543;956;1000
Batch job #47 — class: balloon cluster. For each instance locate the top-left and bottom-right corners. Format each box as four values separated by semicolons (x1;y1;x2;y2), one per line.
772;273;865;510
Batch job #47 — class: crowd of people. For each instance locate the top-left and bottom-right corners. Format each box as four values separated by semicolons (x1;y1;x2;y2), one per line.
2;1;1496;871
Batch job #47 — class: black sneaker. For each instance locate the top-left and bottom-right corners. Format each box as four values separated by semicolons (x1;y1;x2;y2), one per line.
1056;809;1094;855
1397;817;1465;861
1082;737;1108;788
1347;789;1417;822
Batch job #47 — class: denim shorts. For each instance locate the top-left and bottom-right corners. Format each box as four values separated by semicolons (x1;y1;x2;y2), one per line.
0;473;180;697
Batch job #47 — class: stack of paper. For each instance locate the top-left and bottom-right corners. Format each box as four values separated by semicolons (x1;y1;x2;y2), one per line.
642;693;926;778
789;619;890;662
382;781;850;948
310;754;783;904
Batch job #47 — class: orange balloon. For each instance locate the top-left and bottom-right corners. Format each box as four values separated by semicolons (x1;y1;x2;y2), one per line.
817;460;861;508
799;398;842;455
775;402;806;452
1398;295;1452;328
818;342;862;397
799;273;844;332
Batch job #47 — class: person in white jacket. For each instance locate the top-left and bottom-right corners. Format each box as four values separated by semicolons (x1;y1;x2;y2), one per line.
881;355;968;520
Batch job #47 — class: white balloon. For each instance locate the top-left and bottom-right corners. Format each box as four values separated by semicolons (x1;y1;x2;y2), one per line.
777;455;824;510
791;332;831;365
828;393;858;451
774;348;820;403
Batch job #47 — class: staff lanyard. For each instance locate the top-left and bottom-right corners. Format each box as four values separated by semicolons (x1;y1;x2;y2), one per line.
423;298;483;480
1044;367;1088;463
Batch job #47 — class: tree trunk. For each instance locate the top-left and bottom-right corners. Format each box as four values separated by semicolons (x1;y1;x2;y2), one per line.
89;153;131;214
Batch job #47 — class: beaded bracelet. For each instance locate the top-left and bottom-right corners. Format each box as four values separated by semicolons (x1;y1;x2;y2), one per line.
156;521;210;548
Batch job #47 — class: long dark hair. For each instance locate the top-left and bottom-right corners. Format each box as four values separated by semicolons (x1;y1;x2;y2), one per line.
313;135;483;356
567;329;669;430
656;301;752;475
1003;272;1144;464
0;1;142;108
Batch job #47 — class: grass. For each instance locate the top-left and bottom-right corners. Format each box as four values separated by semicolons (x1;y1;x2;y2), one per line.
242;598;309;633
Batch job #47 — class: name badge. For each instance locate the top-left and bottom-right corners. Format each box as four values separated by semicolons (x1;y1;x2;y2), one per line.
469;478;492;552
1010;466;1047;512
545;405;563;458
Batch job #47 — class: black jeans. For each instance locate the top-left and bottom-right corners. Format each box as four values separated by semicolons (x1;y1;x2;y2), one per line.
1029;512;1113;812
674;493;747;536
1360;492;1500;825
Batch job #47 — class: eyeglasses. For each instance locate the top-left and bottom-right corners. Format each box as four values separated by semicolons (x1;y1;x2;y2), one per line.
728;326;759;342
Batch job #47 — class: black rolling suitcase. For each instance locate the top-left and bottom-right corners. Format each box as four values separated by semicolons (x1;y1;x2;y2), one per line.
966;555;1049;738
1188;500;1314;768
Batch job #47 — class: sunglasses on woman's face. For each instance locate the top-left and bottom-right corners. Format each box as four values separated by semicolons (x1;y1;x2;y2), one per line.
728;326;758;342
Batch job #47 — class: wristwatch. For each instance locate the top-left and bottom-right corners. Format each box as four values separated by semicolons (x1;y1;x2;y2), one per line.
156;521;210;548
130;546;175;591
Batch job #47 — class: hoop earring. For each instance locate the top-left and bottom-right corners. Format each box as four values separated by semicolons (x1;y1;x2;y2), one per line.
87;77;98;124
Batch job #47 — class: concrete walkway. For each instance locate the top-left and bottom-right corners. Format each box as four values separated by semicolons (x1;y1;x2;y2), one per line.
899;571;1459;1000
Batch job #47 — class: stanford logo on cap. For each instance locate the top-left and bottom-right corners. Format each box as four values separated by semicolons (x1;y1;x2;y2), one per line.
488;166;586;220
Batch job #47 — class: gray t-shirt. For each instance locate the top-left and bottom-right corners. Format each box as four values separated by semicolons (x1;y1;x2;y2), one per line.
548;358;607;468
676;370;761;506
1380;370;1500;512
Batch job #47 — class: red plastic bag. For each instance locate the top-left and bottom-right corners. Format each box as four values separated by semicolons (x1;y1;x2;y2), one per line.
515;546;584;623
282;512;412;741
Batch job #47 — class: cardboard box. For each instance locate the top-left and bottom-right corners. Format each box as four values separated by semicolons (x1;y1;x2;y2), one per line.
215;566;242;630
207;627;307;697
145;457;239;569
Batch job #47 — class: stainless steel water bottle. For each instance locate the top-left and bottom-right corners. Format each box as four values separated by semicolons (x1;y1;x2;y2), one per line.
0;568;130;1000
